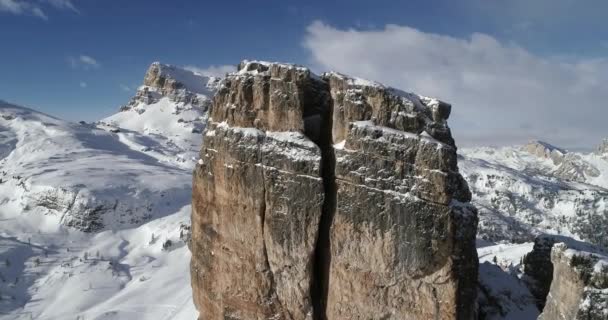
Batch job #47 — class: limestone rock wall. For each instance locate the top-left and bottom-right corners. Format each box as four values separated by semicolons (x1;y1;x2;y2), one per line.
191;61;478;320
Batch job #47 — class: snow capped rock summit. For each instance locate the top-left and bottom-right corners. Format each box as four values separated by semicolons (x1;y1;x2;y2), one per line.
102;62;223;169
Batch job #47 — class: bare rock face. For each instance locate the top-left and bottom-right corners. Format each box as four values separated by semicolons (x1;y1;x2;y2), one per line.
323;72;477;320
191;62;328;320
538;242;608;320
523;235;608;320
191;61;478;320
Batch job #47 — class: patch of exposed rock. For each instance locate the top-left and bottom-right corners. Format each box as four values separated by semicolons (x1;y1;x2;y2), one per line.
523;235;608;320
191;61;478;320
121;62;221;111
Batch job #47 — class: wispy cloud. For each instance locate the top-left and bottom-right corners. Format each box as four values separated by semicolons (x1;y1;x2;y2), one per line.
183;64;236;77
69;55;101;70
0;0;46;19
303;21;608;148
119;84;131;92
0;0;78;19
79;81;87;88
44;0;78;13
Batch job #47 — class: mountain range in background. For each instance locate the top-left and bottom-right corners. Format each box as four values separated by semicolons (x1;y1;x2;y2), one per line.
0;62;607;319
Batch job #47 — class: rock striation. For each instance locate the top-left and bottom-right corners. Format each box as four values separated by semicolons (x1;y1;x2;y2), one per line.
191;61;478;320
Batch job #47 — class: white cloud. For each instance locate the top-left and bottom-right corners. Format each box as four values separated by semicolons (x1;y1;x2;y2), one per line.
120;84;131;92
0;0;46;19
184;64;236;78
69;55;100;70
303;21;608;148
79;81;87;88
0;0;77;19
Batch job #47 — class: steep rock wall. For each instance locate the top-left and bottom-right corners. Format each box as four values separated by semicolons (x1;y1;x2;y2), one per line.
191;61;478;320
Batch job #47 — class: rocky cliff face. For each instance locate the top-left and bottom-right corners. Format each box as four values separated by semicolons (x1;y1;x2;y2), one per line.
538;242;608;320
191;61;478;320
521;235;608;320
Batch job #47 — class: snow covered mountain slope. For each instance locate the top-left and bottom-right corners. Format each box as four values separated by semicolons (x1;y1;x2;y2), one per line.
0;101;192;233
100;62;221;169
0;62;215;319
460;140;608;247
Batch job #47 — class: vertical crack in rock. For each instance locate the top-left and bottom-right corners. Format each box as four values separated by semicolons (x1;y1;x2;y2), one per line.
306;85;335;320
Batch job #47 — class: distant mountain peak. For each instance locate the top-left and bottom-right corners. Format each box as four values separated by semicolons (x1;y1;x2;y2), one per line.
525;140;567;165
119;62;221;112
143;62;220;95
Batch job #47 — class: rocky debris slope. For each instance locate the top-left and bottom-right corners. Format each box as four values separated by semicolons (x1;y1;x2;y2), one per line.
522;236;608;320
460;141;608;247
102;62;224;168
191;61;478;320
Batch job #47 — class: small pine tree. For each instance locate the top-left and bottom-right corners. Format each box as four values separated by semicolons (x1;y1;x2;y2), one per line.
4;258;9;268
493;256;498;264
83;252;88;260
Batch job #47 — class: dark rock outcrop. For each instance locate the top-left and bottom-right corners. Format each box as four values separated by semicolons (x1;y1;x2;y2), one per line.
191;61;478;320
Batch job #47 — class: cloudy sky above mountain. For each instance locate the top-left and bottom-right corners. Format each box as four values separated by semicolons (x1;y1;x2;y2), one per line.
1;0;607;147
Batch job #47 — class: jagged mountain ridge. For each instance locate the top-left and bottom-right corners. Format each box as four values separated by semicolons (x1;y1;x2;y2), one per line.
460;140;608;247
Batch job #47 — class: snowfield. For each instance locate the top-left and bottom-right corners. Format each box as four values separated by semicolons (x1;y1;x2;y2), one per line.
0;98;200;319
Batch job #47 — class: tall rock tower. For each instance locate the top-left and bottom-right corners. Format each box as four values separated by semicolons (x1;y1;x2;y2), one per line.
191;61;478;320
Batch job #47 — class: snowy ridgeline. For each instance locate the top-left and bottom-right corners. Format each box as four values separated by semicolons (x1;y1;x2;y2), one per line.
460;140;608;247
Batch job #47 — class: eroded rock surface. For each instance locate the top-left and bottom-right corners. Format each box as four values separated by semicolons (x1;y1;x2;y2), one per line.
191;61;478;320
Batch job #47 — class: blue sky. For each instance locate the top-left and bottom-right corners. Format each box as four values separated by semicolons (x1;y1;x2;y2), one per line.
1;0;607;146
